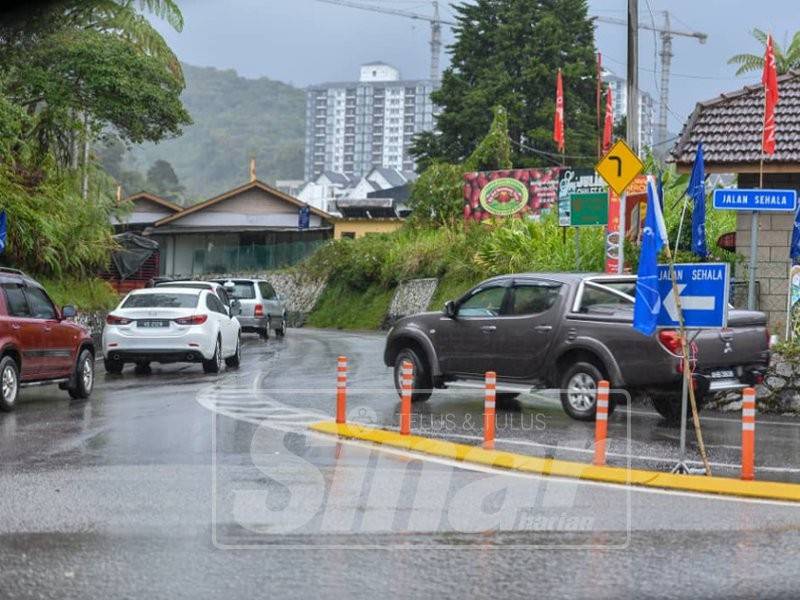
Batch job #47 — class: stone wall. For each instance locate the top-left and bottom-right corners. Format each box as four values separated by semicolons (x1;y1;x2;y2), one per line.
707;351;800;415
73;311;109;345
383;278;438;329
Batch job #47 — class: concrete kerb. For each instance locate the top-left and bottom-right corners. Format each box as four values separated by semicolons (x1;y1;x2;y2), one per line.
309;421;800;503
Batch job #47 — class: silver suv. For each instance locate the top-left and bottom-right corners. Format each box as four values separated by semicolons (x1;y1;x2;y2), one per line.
212;279;287;339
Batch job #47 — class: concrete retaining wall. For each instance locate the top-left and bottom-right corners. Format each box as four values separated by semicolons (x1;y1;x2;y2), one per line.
383;278;439;329
708;351;800;415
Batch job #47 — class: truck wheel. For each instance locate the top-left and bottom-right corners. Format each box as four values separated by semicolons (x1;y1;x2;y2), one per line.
275;315;287;337
68;349;94;400
394;347;432;403
651;393;706;423
559;362;616;421
0;355;20;412
259;319;270;340
496;393;521;410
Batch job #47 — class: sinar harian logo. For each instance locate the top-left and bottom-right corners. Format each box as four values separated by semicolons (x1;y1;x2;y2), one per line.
479;178;529;216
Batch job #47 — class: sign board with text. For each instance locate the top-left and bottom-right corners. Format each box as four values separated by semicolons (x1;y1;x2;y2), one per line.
569;192;608;227
712;188;797;212
557;168;607;226
656;263;730;329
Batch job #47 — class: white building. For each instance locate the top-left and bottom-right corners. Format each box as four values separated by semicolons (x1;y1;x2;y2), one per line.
298;167;416;214
304;62;436;180
602;69;656;151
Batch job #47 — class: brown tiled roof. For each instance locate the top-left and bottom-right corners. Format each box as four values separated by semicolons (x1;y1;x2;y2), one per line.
671;70;800;170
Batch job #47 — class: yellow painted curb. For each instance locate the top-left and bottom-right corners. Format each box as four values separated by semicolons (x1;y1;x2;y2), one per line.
309;421;800;503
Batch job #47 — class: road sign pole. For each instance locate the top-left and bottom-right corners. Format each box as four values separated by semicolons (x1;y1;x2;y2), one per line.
748;211;759;310
678;367;688;460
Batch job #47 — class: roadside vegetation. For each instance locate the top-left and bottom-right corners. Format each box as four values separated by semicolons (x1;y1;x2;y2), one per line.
0;1;190;309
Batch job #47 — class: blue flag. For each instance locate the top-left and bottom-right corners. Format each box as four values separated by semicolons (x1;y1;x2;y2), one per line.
633;176;669;337
0;210;7;254
791;206;800;262
687;142;707;258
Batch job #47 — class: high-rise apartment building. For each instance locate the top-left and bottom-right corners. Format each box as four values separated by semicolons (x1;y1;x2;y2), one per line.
602;69;656;150
304;63;436;180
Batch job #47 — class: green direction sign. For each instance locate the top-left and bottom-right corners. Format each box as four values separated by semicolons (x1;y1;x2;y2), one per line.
569;192;608;227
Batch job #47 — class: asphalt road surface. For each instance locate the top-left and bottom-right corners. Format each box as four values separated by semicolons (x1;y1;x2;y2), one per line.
1;328;800;600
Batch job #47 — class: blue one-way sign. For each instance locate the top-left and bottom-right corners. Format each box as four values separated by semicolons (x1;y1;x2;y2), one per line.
712;188;797;212
656;263;730;329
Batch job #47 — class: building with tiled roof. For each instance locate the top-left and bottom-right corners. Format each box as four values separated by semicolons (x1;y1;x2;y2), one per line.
671;71;800;331
672;70;800;172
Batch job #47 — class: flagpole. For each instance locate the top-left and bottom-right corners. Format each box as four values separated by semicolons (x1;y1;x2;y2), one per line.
663;241;713;476
748;87;768;311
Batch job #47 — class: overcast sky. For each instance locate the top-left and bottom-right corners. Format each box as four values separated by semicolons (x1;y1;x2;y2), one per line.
152;0;800;136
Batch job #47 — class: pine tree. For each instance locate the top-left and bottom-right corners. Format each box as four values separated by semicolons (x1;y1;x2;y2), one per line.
414;0;598;168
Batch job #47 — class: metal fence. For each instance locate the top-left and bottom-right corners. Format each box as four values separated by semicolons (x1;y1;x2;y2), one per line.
191;240;326;275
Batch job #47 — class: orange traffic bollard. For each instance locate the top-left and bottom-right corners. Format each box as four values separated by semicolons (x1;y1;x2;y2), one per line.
741;387;756;481
483;371;496;449
593;380;610;466
400;360;413;435
335;355;347;424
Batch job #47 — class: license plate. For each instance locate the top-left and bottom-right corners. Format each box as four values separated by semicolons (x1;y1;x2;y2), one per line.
137;320;168;328
710;369;735;379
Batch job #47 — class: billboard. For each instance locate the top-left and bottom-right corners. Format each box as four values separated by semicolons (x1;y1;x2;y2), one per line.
463;168;561;222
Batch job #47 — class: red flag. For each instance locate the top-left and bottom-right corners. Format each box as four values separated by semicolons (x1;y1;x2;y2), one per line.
762;34;779;155
553;69;565;153
602;85;614;154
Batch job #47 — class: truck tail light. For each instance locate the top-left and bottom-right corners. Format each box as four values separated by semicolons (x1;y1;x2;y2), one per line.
174;314;208;326
254;304;264;317
106;314;132;325
658;330;682;355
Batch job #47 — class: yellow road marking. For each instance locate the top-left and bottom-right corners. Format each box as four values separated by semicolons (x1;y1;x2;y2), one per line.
309;421;800;503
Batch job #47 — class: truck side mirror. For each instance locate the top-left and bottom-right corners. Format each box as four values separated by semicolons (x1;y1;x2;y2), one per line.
443;300;456;319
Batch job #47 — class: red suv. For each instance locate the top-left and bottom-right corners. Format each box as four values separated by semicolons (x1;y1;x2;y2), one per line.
0;268;95;411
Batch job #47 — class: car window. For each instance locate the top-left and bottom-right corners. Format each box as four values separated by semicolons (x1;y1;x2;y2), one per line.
206;293;227;315
579;285;634;314
24;287;57;319
600;281;637;297
217;288;230;306
458;286;507;317
509;284;561;316
122;293;199;309
258;282;275;299
227;282;256;300
2;284;30;317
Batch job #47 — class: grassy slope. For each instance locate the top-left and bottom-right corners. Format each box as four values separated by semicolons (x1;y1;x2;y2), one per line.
306;281;395;330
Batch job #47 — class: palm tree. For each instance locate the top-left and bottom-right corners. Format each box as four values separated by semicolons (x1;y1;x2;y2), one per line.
728;29;800;75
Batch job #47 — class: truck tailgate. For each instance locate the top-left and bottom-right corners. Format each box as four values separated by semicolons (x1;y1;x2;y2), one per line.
693;310;769;370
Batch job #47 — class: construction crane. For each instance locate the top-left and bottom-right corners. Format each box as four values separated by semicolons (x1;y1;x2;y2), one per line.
593;11;708;146
314;0;455;82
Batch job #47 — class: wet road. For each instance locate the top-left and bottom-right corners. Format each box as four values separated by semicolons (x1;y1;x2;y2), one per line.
1;328;800;599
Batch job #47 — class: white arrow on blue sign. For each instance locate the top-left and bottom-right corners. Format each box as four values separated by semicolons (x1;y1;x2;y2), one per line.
656;263;730;329
712;188;797;212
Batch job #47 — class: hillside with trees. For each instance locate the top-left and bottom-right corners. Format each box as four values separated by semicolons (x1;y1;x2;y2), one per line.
122;63;306;202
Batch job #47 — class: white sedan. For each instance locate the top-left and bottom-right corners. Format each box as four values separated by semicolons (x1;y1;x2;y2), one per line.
102;287;241;374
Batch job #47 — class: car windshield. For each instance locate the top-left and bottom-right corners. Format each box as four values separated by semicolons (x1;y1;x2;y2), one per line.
122;293;199;309
225;281;256;300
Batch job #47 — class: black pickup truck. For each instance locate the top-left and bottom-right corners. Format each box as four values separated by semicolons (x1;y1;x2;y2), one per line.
384;273;770;421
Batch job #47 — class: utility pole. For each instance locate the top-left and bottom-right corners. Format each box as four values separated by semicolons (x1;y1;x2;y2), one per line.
626;0;639;154
658;11;673;146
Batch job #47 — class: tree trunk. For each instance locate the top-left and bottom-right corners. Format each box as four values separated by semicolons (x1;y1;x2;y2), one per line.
81;112;89;200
